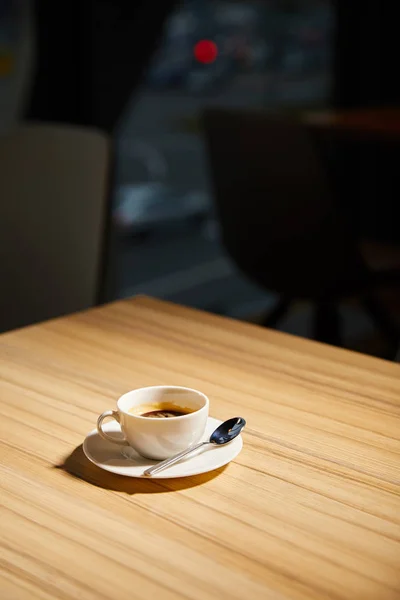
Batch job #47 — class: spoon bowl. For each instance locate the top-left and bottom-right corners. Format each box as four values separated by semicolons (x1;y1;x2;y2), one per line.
209;417;246;445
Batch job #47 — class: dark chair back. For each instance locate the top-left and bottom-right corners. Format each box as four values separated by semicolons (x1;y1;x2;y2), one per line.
202;107;365;299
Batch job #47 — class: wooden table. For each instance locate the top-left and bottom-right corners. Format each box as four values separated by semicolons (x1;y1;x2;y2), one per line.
1;296;399;600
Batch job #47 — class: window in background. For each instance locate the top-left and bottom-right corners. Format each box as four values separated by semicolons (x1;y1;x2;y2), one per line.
0;0;34;132
112;0;333;321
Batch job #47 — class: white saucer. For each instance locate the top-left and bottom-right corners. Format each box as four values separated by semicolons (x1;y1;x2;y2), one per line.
83;416;243;479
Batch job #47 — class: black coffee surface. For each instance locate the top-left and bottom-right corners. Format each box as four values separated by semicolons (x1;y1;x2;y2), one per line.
141;409;188;419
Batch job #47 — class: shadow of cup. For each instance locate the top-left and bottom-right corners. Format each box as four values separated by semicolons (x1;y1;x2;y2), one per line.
57;444;226;494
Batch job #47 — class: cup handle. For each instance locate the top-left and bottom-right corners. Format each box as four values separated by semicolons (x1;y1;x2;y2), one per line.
97;410;129;445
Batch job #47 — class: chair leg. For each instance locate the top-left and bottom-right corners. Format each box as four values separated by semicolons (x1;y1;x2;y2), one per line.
261;297;292;329
313;301;342;347
395;346;400;362
361;295;400;360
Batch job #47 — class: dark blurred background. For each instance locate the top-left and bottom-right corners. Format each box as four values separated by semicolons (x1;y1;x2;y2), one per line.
1;0;399;358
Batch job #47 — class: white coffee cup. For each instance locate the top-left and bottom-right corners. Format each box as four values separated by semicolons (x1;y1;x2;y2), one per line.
97;385;209;460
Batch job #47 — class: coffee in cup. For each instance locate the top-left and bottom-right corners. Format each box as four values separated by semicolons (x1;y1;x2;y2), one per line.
128;401;195;419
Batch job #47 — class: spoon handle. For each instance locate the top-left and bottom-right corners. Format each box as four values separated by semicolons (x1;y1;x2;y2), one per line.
143;441;209;476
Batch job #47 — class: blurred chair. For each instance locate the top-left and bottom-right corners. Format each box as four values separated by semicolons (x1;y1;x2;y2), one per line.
0;123;111;333
202;107;400;357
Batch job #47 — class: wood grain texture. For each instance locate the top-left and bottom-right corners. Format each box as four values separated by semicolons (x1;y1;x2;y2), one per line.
0;296;399;600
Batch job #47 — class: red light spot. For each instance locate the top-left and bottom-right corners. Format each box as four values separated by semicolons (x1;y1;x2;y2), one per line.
194;40;218;64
